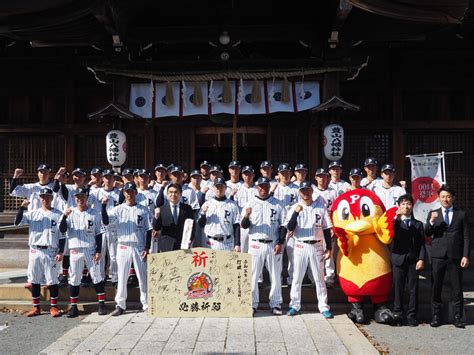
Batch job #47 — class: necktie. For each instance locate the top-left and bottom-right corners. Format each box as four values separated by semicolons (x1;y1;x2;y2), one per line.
173;204;178;224
444;209;450;226
404;219;410;228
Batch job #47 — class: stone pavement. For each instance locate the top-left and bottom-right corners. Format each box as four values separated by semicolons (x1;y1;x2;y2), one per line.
39;311;377;354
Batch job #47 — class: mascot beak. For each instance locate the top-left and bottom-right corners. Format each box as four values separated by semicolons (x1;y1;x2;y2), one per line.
345;220;372;234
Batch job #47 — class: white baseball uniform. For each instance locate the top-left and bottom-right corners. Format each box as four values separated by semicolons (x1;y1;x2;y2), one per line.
200;198;240;251
107;203;152;310
226;180;243;191
63;184;100;211
65;207;103;286
97;187;121;282
285;200;332;312
17;207;64;285
361;177;382;189
234;184;256;252
329;180;351;196
372;184;406;209
11;182;54;211
242;196;286;309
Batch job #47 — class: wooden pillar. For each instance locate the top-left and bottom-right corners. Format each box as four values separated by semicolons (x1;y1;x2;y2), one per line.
144;122;155;170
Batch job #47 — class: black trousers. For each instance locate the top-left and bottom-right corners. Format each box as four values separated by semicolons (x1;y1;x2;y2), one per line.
392;261;419;319
431;256;463;318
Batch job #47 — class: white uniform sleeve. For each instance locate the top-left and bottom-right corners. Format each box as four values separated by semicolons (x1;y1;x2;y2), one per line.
11;183;34;198
143;209;153;231
18;210;31;226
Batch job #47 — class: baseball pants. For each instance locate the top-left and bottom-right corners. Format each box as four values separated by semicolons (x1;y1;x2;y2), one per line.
28;246;59;285
249;239;283;309
290;240;329;313
206;236;234;251
324;238;337;284
100;230;118;283
116;243;148;310
68;247;103;286
240;228;250;253
285;237;295;284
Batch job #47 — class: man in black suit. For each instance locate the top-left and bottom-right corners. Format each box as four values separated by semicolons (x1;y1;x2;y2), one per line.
153;183;195;252
391;194;425;326
426;185;470;328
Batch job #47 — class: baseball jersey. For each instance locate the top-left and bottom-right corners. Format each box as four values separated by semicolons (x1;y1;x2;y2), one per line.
312;186;337;213
226;180;243;191
329;180;351;196
361;177;383;190
241;196;286;241
18;207;64;247
89;185;102;200
285;200;332;241
65;207;102;249
108;203;152;247
272;183;299;209
97;187;121;211
136;187;158;215
205;185;233;201
201;178;213;191
201;198;240;237
152;181;165;194
63;184;100;211
11;182;54;211
372;184;406;209
234;184;256;212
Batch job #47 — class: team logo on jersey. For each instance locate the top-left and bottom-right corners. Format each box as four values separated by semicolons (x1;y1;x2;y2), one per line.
182;196;188;203
137;215;143;224
51;220;57;227
185;272;214;299
270;208;277;223
87;220;93;228
290;194;295;203
224;210;231;224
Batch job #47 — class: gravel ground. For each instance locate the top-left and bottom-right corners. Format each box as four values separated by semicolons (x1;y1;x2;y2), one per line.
0;310;82;354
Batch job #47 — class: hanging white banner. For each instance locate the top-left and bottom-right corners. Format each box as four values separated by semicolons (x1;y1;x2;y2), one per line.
129;83;153;117
209;81;235;115
237;80;266;115
294;81;320;112
267;80;294;113
155;82;181;118
182;81;209;116
410;153;445;222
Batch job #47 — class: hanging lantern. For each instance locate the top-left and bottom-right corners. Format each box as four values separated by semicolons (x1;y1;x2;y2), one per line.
323;124;344;161
106;130;127;170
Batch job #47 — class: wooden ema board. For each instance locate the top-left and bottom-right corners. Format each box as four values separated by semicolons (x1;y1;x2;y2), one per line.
147;248;252;317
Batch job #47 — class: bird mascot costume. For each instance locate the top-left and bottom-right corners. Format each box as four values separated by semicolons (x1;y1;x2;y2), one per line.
331;189;397;324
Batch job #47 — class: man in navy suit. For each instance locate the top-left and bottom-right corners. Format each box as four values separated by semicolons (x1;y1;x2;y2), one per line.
426;185;470;328
391;194;425;326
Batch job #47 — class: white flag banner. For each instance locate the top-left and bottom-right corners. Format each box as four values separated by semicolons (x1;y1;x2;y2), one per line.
155;82;180;118
182;81;209;116
294;81;320;112
209;81;235;115
129;83;154;117
268;80;294;113
237;80;266;115
410;153;445;222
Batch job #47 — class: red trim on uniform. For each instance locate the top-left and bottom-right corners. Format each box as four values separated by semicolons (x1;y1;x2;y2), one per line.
129;268;136;276
32;297;40;305
338;273;392;304
82;268;88;276
70;297;78;304
62;269;68;276
292;81;298;112
97;293;105;302
50;297;58;306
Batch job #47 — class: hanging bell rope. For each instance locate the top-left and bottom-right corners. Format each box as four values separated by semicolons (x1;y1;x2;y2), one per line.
165;82;174;106
193;83;203;106
281;76;290;103
251;79;262;103
232;114;238;161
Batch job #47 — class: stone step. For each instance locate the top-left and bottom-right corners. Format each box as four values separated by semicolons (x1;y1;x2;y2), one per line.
0;300;140;313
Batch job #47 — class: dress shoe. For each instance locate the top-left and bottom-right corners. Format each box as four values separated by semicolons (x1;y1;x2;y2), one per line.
407;317;419;327
50;306;61;318
67;306;79;318
453;316;466;329
111;306;124;316
392;312;403;326
430;315;441;327
26;307;41;317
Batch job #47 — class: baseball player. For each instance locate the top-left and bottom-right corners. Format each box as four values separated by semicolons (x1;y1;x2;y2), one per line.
60;188;106;318
293;163;309;187
151;163;168;194
233;165;256;252
88;167;103;200
285;181;333;318
372;164;406;209
200;160;213;190
121;168;135;184
204;165;231;200
101;182;152;316
97;169;121;286
186;170;206;247
14;187;65;317
227;160;243;191
157;166;200;210
10;164;57;211
241;177;287;316
271;163;299;286
312;168;338;287
259;161;277;189
348;168;364;190
361;157;383;189
198;178;241;251
328;160;351;196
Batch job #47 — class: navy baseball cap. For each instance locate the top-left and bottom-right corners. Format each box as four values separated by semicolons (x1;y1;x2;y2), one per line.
121;168;134;176
298;181;313;190
73;187;88;196
72;168;86;176
154;163;167;171
295;163;308;171
136;168;151;176
381;164;395;172
364;157;378;167
242;165;254;174
190;169;201;177
123;182;137;191
210;165;222;173
102;169;114;176
213;177;226;186
167;164;175;172
37;164;51;172
39;187;53;196
277;163;291;172
256;177;270;186
349;168;363;177
228;160;241;168
260;160;272;169
315;168;329;176
90;167;102;175
328;160;342;169
200;160;211;168
170;165;183;174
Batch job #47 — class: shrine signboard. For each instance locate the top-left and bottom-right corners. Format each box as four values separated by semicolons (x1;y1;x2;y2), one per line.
147;248;252;317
